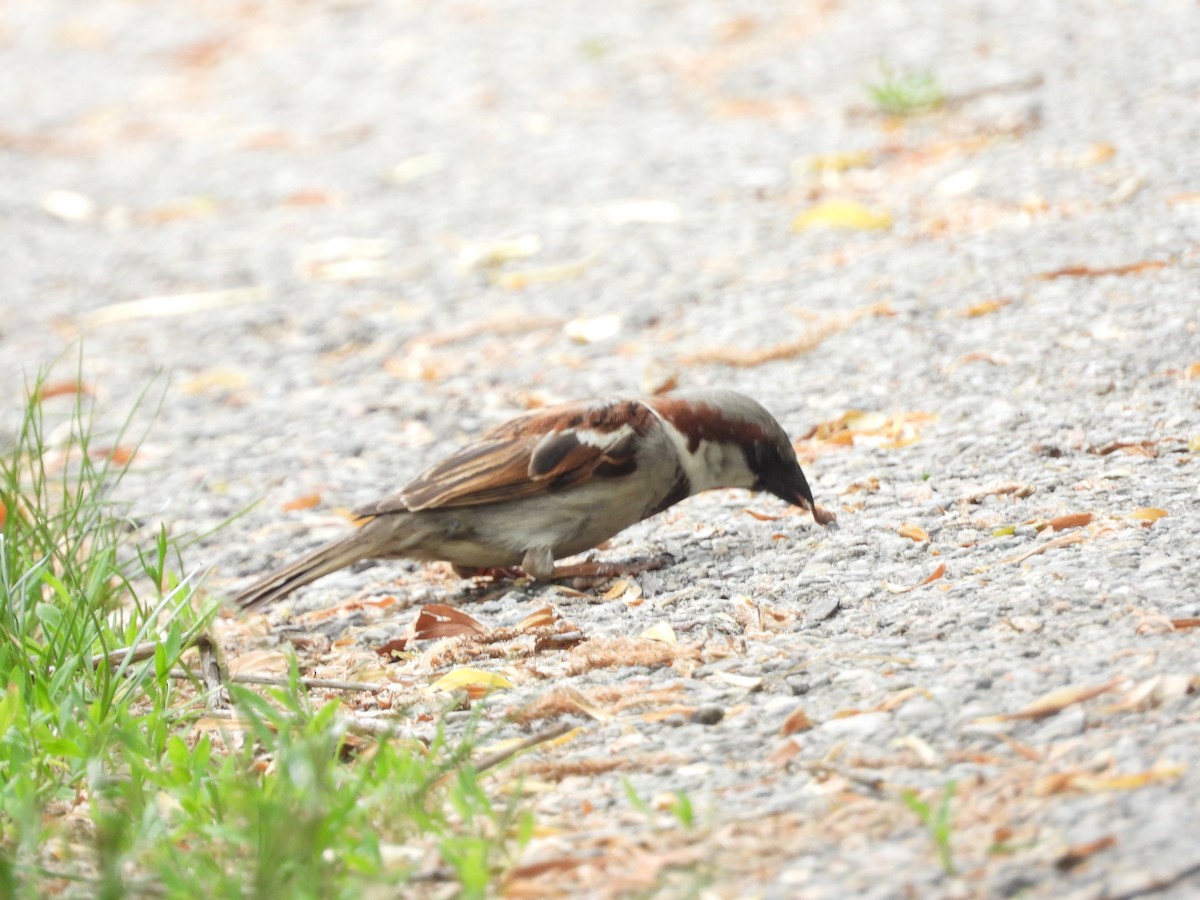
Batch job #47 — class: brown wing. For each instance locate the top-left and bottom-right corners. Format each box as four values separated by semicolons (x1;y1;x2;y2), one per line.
354;398;658;516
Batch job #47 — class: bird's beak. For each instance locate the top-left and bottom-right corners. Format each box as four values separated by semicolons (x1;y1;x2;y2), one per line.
766;463;816;512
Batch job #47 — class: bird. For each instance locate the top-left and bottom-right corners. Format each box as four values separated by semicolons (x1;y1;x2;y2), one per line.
233;388;835;611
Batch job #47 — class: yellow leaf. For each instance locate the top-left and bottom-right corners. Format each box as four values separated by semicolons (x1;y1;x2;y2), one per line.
1190;435;1200;453
897;523;929;543
792;200;892;232
1129;507;1168;522
958;298;1013;318
640;622;677;645
1070;764;1185;793
430;668;513;692
801;151;873;174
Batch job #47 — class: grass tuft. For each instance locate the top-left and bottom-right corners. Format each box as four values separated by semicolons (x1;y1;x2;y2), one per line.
0;365;532;897
867;63;945;117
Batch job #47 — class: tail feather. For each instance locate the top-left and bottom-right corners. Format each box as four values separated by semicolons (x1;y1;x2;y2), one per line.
235;530;380;611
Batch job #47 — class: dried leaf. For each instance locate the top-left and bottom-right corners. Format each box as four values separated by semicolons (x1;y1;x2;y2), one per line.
430;667;513;692
1046;513;1093;531
1036;260;1167;280
83;287;268;328
297;239;390;282
180;368;249;395
1129;507;1168;522
281;188;342;207
516;606;559;630
791;200;892;231
281;494;321;512
979;531;1086;571
34;380;94;402
800;407;935;451
374;637;410;658
897;523;929;542
954;298;1013;318
1170;618;1200;631
411;604;487;641
1103;674;1194;713
962;482;1036;503
801;151;873;174
388;154;444;185
744;508;785;522
455;234;541;272
980;679;1119;723
640;622;677;645
141;196;219;223
681;302;890;369
767;738;804;766
563;314;621;344
1056;836;1117;871
843;477;880;494
1049;765;1186;795
491;253;596;290
884;562;946;594
780;707;813;736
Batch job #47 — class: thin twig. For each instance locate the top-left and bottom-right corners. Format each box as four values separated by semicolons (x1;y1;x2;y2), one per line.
233;672;389;693
474;722;576;774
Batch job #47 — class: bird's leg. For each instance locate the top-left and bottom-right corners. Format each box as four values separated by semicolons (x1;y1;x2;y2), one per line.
550;552;675;585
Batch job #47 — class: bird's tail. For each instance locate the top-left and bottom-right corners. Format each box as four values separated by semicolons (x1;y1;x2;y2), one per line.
234;526;383;612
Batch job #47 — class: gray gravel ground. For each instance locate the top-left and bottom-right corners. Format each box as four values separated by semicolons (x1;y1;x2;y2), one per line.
4;0;1200;896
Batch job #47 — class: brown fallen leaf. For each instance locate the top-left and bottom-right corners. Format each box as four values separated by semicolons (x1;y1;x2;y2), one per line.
374;637;410;658
978;531;1087;572
744;508;785;522
1035;260;1168;280
281;493;321;512
780;707;814;736
1170;618;1200;630
884;562;946;594
1056;836;1117;871
1046;513;1093;531
516;606;559;630
897;523;930;542
34;380;95;402
944;351;1011;372
410;604;487;641
798;407;935;452
977;679;1119;723
953;297;1013;318
767;738;804;767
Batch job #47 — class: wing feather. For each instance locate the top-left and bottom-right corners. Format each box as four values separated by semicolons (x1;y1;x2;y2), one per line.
354;399;657;516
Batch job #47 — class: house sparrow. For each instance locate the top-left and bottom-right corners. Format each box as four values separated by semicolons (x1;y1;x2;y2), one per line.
235;388;834;611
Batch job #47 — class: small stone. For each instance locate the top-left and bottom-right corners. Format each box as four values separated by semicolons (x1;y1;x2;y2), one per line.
806;596;841;622
690;705;725;726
